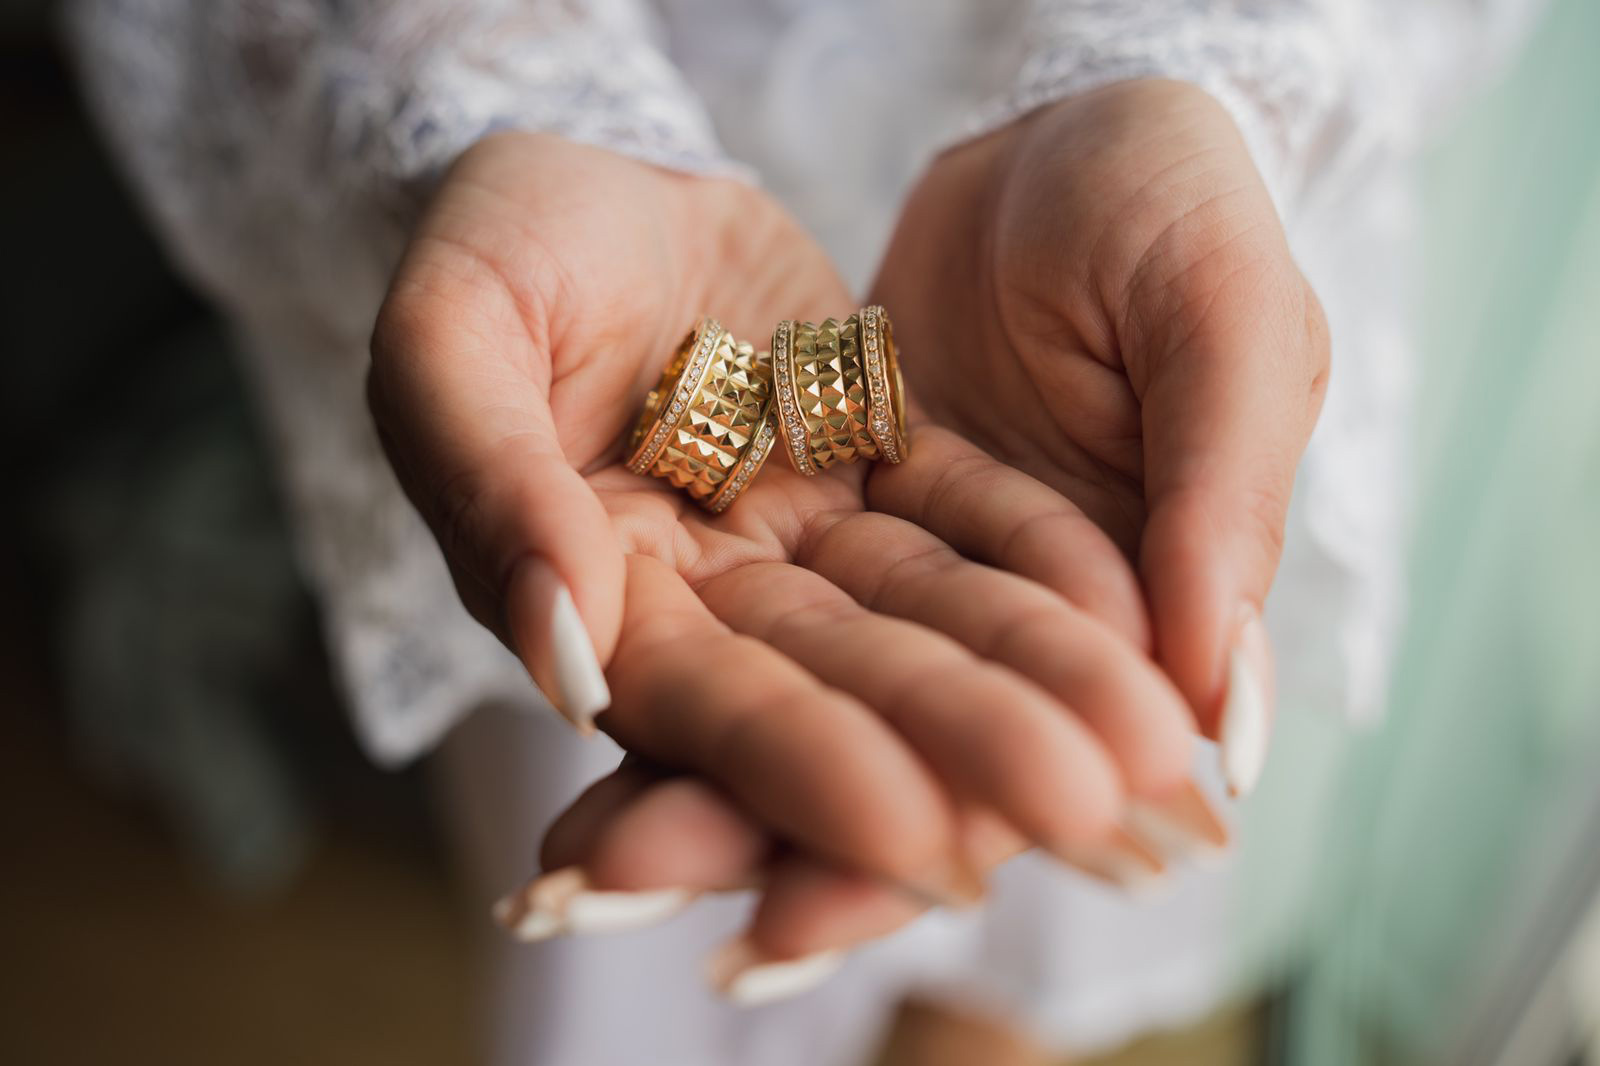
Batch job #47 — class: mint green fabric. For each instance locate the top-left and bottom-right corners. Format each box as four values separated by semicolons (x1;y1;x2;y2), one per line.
1233;0;1600;1061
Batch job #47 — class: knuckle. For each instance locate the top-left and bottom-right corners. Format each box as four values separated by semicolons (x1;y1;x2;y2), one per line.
1002;511;1150;645
431;465;495;585
856;809;948;884
1164;481;1287;572
1301;279;1333;412
1054;770;1121;845
984;600;1070;665
919;450;1001;524
368;290;413;364
1129;730;1194;797
1241;482;1289;565
1301;280;1333;367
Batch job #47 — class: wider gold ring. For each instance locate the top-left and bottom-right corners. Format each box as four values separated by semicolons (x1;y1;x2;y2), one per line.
626;317;775;507
625;317;725;475
705;399;778;513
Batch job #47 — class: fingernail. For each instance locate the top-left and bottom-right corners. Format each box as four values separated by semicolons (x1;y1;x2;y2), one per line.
1125;780;1231;861
1220;609;1274;797
707;937;844;1006
892;853;987;909
1057;826;1167;896
508;558;611;735
493;867;690;941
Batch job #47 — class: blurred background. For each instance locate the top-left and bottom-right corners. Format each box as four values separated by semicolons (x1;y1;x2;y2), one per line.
1;1;1596;1064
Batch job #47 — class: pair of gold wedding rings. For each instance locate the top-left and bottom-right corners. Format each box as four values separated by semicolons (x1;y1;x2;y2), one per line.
625;309;908;512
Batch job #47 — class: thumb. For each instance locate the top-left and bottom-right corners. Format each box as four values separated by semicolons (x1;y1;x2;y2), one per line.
1136;256;1330;796
369;265;623;736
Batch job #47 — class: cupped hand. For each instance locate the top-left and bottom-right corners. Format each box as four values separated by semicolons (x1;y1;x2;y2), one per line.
369;133;1197;907
874;78;1330;792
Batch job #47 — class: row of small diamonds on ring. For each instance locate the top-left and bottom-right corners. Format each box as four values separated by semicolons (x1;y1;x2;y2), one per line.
860;306;902;464
706;415;777;514
626;318;722;475
771;319;816;476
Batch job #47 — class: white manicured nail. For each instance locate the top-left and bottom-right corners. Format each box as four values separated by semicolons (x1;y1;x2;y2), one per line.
547;582;610;734
1059;826;1167;896
509;558;611;735
1220;610;1273;797
707;938;844;1007
892;853;987;910
1126;780;1231;862
493;867;690;941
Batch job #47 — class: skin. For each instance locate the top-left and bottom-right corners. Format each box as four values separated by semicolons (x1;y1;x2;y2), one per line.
368;128;1197;903
521;80;1332;965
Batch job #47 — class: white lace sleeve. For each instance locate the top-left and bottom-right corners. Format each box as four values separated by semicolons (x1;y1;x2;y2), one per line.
64;0;737;766
966;0;1548;216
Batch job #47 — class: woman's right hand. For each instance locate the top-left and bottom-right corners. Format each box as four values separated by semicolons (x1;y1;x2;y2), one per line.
370;132;1199;906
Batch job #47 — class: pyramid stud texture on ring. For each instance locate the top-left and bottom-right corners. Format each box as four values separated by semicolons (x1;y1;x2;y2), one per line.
793;317;877;470
706;392;778;513
652;336;772;502
630;311;909;508
626;318;724;476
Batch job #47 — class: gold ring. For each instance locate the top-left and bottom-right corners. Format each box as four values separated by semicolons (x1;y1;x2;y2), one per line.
781;316;873;472
836;313;882;463
628;318;774;506
625;317;725;475
705;397;779;513
629;309;908;509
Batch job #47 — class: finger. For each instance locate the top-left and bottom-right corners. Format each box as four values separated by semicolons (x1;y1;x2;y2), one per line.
867;426;1150;650
741;809;1022;963
712;811;1166;1003
602;554;980;903
697;562;1122;857
538;757;667;873
1133;219;1329;793
370;236;622;734
798;514;1195;798
500;764;771;943
565;772;770;893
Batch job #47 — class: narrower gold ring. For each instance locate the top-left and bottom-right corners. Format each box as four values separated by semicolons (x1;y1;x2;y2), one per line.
786;317;873;472
836;313;881;463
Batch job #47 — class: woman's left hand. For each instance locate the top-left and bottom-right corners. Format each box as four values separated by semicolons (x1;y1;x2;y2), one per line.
871;79;1330;789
